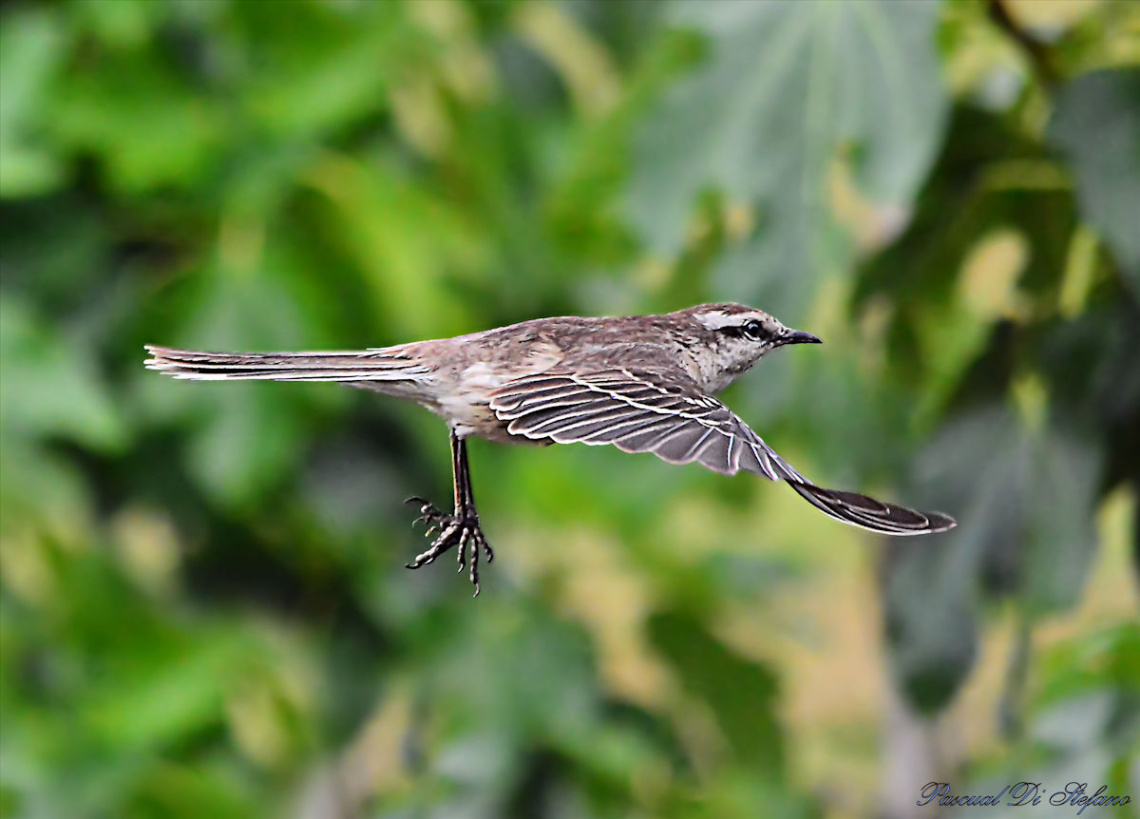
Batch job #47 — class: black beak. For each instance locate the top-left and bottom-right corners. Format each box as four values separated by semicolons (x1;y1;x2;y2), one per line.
782;329;822;346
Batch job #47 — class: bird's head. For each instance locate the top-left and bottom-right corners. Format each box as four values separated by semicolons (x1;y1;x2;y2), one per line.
679;303;821;391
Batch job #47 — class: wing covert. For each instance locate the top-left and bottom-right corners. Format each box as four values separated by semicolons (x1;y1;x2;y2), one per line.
488;368;957;536
488;369;802;481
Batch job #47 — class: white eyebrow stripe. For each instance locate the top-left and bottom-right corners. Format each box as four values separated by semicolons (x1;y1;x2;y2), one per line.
692;310;763;331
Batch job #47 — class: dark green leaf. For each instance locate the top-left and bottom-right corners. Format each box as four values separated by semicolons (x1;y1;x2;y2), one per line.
648;609;782;771
1048;69;1140;297
0;297;126;451
887;406;1103;713
628;0;947;312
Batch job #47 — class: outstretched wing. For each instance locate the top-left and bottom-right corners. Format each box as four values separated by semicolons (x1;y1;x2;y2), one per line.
490;368;800;480
489;369;955;535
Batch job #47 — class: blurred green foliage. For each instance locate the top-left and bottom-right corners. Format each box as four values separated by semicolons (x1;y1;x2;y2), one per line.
1;1;1138;817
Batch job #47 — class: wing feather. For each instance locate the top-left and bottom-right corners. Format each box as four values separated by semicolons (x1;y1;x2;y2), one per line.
490;369;955;536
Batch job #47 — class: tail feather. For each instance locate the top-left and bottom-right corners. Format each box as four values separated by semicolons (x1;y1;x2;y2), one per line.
144;345;430;382
788;480;956;536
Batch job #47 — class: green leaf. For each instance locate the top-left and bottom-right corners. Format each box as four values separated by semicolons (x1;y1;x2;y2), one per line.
919;407;1102;616
0;297;126;451
854;105;1078;399
1048;69;1140;297
159;265;331;507
627;0;948;311
886;406;1103;713
305;155;488;340
232;1;419;139
70;0;168;48
1020;423;1102;615
123;760;261;819
433;603;600;744
648;609;782;771
0;8;67;198
0;438;91;545
51;49;222;194
883;502;987;713
1037;624;1140;706
82;629;248;754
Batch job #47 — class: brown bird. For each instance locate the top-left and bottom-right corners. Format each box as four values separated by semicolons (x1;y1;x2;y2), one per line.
146;303;956;594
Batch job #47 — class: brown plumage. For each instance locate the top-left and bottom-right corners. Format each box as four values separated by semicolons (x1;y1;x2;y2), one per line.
146;303;956;594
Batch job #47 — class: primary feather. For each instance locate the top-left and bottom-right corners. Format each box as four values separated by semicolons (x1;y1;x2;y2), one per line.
491;368;954;535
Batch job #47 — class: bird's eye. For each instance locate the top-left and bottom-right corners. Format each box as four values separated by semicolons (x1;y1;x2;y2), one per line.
742;319;765;341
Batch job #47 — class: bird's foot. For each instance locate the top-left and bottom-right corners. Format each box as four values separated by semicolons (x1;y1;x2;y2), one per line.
405;497;495;596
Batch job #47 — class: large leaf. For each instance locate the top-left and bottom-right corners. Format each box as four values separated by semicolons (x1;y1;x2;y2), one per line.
627;0;948;314
885;406;1102;714
1048;69;1140;298
854;104;1078;400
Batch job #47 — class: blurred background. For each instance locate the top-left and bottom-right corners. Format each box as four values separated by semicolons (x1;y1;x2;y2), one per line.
1;0;1137;817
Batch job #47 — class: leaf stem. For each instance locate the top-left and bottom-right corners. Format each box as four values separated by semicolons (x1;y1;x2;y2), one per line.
998;604;1033;742
986;0;1061;92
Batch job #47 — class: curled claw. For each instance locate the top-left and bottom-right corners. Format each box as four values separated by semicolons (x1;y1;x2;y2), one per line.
404;434;494;594
406;497;449;532
404;501;492;595
469;547;481;596
405;552;434;569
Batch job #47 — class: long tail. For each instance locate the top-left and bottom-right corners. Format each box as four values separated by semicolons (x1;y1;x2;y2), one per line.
787;480;955;535
144;345;432;383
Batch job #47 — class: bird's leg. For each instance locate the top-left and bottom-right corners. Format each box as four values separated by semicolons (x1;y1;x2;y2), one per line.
405;431;494;595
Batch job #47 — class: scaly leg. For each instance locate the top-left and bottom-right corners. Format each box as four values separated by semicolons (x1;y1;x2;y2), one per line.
405;431;495;595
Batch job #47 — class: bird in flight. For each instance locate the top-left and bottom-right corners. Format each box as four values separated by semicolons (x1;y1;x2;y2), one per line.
146;303;955;594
